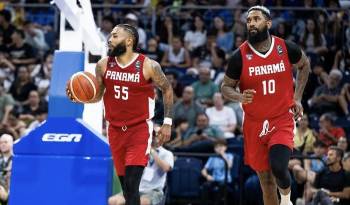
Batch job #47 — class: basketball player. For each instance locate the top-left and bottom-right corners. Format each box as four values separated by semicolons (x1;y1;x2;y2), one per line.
66;24;173;205
221;6;310;205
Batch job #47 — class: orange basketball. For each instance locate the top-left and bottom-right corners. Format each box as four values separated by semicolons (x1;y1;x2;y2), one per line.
67;71;99;103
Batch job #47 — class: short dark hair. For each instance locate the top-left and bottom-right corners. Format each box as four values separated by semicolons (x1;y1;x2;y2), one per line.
313;140;327;148
214;139;227;147
14;29;25;39
247;5;271;20
117;24;139;51
0;10;11;22
329;146;344;159
102;16;114;25
321;113;335;125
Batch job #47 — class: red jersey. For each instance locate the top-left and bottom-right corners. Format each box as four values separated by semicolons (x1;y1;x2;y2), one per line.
103;54;155;127
239;36;294;120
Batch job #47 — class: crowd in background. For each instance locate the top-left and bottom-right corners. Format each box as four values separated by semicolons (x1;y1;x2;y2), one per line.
0;0;349;204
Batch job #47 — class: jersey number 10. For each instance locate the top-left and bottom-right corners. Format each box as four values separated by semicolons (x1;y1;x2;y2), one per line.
262;80;275;95
114;85;128;100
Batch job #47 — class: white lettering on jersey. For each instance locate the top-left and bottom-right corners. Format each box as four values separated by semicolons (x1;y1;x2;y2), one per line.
105;71;140;83
248;60;286;76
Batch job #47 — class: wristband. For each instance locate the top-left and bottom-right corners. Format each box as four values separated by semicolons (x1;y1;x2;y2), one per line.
163;117;173;126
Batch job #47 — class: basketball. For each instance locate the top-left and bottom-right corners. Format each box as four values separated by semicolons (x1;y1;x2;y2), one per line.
67;71;99;103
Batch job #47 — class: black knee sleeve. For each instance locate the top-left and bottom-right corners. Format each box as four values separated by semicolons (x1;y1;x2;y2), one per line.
269;144;291;189
124;166;144;205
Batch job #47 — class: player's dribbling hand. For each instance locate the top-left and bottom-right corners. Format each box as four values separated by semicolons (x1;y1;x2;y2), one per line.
240;89;256;104
157;124;171;146
65;83;77;103
292;100;303;121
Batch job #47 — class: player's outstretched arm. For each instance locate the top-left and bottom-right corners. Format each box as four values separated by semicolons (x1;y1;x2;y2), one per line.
89;57;107;103
221;75;255;104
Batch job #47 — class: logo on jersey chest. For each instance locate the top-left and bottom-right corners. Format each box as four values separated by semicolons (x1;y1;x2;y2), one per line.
246;54;253;60
109;61;117;67
248;60;286;76
135;60;141;72
105;70;140;83
277;45;283;55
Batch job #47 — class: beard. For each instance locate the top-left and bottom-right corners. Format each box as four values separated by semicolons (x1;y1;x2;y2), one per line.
248;25;269;45
107;41;127;57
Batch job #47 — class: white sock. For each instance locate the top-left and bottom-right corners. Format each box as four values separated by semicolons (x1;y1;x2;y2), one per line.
280;190;291;205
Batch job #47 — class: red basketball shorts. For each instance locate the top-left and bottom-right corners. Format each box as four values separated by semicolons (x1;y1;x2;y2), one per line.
107;121;153;176
243;111;294;172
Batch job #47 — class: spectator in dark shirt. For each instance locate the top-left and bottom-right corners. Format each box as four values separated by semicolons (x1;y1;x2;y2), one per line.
8;29;36;67
0;10;16;46
143;38;163;62
312;146;350;205
9;66;37;104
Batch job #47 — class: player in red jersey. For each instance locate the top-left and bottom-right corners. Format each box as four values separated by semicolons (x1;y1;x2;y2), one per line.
221;6;310;205
67;24;173;205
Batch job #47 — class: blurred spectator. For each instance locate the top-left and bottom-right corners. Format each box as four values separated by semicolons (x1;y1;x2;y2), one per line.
273;22;294;41
19;90;47;124
212;16;233;53
0;83;14;128
201;139;233;205
232;35;244;51
9;66;37;104
124;13;147;50
309;69;343;115
156;15;179;48
99;16;114;41
294;114;316;155
300;18;328;61
0;52;15;78
339;83;350;119
109;133;174;205
31;53;52;100
191;66;219;106
332;46;350;72
0;30;7;54
173;86;204;127
337;137;348;152
343;152;350;172
292;140;327;185
23;20;48;55
25;106;47;134
160;36;192;71
191;31;226;71
165;118;189;149
184;15;207;52
143;38;163;62
0;134;13;203
311;146;350;205
205;92;237;139
232;9;245;37
165;70;183;101
175;113;224;153
8;29;36;67
0;9;16;46
316;113;346;147
3;110;26;139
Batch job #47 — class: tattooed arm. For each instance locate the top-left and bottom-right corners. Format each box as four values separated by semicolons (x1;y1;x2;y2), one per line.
221;75;255;104
89;58;107;103
294;51;310;102
292;51;310;119
144;58;174;145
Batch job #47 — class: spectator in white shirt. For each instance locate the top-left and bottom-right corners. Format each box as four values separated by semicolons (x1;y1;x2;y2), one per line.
205;92;237;139
184;14;207;52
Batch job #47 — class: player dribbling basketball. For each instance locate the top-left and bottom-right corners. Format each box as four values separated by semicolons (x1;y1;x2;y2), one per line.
66;24;174;205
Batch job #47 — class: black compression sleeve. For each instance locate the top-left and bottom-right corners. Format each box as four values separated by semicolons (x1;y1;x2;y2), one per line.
226;48;243;80
285;40;302;64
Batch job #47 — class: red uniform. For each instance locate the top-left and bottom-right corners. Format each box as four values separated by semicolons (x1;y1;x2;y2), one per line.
239;36;295;171
103;54;154;175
